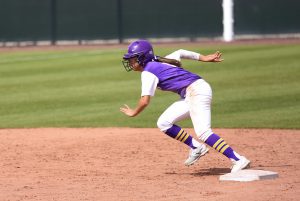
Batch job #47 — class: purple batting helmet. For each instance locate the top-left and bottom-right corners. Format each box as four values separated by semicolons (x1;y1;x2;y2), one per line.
122;40;155;71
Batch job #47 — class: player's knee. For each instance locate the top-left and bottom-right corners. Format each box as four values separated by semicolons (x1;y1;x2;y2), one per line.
196;128;213;142
157;118;172;132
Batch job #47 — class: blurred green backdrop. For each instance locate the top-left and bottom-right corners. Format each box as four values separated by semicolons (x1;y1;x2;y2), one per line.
1;0;299;43
0;43;299;128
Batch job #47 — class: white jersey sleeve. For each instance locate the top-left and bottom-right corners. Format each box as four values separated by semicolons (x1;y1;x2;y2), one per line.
141;71;159;97
165;49;201;61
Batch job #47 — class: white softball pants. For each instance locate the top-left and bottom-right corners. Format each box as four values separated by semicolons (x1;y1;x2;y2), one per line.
157;79;213;142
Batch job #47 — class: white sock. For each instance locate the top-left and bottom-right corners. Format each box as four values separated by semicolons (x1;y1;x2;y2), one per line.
192;138;203;148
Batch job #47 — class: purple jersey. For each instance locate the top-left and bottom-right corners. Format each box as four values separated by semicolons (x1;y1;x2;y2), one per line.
144;61;201;98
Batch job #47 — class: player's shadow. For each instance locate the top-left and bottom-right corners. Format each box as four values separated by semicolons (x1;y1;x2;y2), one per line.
165;167;230;176
191;168;231;176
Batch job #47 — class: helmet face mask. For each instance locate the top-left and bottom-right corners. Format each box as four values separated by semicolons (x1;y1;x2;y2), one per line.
122;40;154;72
122;59;133;72
122;55;140;72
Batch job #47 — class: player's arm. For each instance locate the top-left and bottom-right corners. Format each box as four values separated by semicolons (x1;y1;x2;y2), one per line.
166;49;223;62
120;71;158;117
120;95;151;117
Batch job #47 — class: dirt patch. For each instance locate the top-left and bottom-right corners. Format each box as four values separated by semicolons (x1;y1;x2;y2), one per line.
0;128;299;201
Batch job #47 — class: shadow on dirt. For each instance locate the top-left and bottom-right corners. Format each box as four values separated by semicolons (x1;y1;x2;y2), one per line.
165;168;231;176
191;168;231;176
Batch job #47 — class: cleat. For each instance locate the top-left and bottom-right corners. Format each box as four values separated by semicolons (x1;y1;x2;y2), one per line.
231;156;251;173
184;145;209;166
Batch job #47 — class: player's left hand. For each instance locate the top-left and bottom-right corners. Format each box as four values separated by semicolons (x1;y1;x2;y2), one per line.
120;104;136;117
200;51;224;62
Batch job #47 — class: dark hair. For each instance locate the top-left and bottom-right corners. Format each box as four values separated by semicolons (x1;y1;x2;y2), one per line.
155;56;182;67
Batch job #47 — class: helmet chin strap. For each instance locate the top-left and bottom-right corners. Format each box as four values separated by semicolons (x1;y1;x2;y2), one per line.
137;54;146;66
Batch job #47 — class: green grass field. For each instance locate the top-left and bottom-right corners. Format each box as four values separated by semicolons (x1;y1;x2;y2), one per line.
0;43;299;128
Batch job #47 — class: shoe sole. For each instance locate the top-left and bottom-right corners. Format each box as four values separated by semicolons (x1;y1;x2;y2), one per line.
185;148;209;167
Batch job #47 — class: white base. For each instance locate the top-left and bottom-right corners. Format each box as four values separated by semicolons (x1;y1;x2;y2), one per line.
219;169;278;182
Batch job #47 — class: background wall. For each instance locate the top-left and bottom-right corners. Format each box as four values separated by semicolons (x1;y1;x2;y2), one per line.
234;0;300;35
0;0;299;44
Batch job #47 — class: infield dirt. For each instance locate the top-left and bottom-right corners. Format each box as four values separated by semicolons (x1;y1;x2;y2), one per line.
0;128;299;201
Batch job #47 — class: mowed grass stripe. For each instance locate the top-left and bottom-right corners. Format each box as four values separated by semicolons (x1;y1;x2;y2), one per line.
0;43;299;128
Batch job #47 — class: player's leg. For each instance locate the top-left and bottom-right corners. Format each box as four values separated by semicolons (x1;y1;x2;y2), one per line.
157;99;200;149
186;79;250;172
157;99;208;165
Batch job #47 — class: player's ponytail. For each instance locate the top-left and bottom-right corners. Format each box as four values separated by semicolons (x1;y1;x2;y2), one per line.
155;56;182;67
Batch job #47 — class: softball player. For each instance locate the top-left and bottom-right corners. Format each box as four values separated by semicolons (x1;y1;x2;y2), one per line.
120;40;250;172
